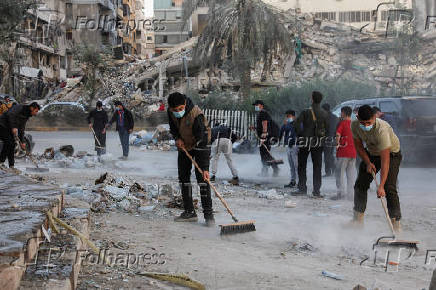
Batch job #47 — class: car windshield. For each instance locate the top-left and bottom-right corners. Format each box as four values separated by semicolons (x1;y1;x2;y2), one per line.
404;98;436;117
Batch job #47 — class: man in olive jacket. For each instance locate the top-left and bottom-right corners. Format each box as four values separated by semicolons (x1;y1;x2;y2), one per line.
167;92;214;226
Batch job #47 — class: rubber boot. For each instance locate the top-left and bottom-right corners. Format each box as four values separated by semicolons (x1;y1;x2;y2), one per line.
345;210;364;228
200;185;214;226
174;184;197;222
391;218;401;234
229;176;239;186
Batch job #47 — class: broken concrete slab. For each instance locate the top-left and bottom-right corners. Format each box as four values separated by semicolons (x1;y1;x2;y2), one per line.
430;269;436;290
0;169;64;290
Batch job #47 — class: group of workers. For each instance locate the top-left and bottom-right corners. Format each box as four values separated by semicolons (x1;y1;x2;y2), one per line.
0;91;403;232
165;91;402;232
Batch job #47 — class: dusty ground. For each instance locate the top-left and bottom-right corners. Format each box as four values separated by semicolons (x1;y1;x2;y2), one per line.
14;131;436;289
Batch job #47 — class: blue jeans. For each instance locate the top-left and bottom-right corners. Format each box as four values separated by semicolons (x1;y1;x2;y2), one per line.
118;128;130;157
287;146;298;182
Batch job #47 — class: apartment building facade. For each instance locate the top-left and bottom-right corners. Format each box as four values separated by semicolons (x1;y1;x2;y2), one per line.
17;0;67;81
153;0;190;55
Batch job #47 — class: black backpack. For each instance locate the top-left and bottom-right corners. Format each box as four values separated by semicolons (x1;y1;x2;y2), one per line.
310;109;326;138
268;120;280;138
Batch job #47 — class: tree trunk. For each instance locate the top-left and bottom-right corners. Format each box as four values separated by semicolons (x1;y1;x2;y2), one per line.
239;59;251;99
237;0;250;99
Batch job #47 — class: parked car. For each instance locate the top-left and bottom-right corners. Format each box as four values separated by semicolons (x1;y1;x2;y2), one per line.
333;96;436;163
39;102;88;127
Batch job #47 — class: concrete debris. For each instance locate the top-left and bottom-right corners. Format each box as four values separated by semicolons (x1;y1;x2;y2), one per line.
59;145;74;157
43;147;55;159
104;185;129;202
321;270;344;281
130;125;176;151
284;201;297;208
257;189;284;200
138;205;156;213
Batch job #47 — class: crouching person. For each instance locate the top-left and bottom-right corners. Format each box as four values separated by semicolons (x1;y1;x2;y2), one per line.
167;92;214;226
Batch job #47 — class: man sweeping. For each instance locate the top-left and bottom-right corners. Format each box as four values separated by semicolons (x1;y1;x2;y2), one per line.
0;102;40;169
87;101;108;156
351;105;402;232
167;92;214;226
107;101;134;160
210;122;239;185
253;100;280;177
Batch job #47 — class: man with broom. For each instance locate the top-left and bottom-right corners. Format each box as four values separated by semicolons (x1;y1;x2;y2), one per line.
87;101;108;157
167;92;215;226
351;105;402;232
252;100;280;177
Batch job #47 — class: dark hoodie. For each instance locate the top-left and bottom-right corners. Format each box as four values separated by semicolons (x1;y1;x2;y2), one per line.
0;104;32;142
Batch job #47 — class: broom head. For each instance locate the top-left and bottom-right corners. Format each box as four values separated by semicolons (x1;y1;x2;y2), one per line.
220;220;256;235
266;159;284;165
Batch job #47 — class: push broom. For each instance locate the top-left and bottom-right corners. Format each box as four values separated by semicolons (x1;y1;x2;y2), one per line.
371;171;419;249
253;133;284;166
181;147;256;235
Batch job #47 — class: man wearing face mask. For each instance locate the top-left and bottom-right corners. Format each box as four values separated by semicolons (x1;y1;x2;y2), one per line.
253;100;280;177
280;110;298;188
351;105;402;232
107;101;134;160
167;92;214;226
87;101;108;156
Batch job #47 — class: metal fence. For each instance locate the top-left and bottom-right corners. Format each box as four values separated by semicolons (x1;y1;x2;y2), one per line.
203;109;257;140
203;108;285;141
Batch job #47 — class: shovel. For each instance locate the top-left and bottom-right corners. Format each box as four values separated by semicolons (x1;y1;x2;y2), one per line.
371;171;418;249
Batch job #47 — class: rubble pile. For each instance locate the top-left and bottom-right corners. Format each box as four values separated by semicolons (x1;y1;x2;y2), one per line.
61;172;192;215
130;125;176;151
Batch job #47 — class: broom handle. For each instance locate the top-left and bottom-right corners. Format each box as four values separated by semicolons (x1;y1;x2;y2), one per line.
253;132;274;155
372;171;395;236
90;127;102;147
91;127;101;146
182;147;238;222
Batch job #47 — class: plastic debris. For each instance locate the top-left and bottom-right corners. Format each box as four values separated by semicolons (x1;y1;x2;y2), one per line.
322;270;344;280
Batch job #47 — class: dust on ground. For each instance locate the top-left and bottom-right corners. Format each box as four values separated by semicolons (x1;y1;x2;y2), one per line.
15;131;436;289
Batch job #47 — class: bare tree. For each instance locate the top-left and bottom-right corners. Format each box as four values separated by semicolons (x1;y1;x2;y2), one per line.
183;0;292;98
73;45;109;105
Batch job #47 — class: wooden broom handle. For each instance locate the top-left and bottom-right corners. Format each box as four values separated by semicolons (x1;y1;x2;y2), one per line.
372;171;395;236
181;147;238;222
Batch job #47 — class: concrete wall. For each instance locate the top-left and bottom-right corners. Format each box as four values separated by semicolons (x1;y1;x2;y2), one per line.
413;0;436;32
154;0;172;9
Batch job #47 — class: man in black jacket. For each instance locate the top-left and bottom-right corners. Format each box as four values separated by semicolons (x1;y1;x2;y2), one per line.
106;101;134;160
294;91;329;197
167;92;214;226
322;103;339;177
0;102;40;168
87;101;108;156
253;100;279;177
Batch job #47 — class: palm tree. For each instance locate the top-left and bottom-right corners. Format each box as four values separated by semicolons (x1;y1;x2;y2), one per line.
183;0;292;98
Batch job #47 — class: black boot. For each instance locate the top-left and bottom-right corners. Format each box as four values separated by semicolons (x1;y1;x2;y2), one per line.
175;184;197;222
200;185;213;222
